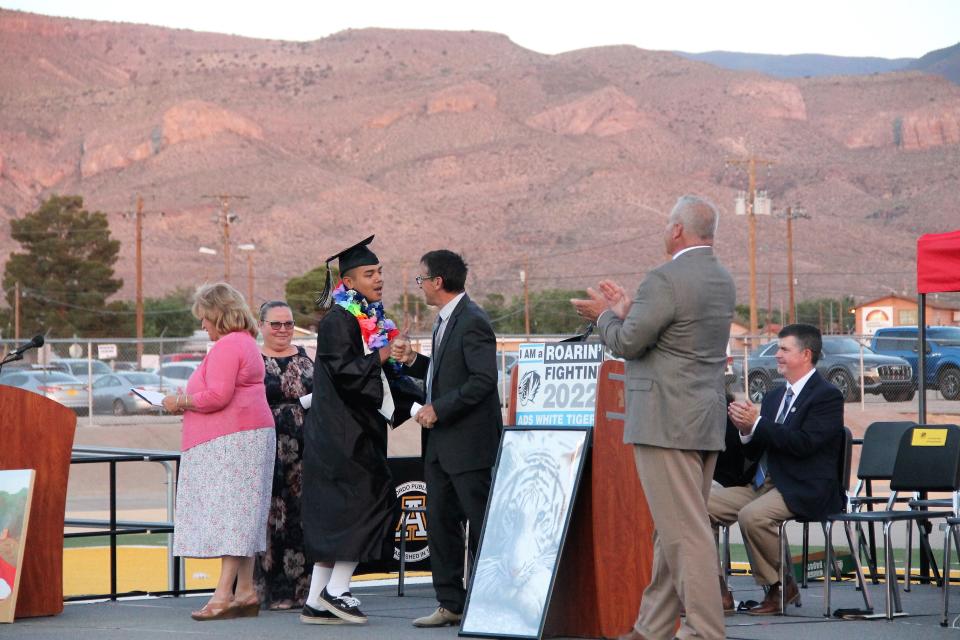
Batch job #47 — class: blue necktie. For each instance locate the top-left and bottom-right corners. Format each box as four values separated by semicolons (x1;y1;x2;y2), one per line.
753;387;794;490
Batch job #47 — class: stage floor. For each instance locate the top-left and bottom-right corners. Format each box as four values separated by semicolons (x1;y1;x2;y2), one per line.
10;574;960;639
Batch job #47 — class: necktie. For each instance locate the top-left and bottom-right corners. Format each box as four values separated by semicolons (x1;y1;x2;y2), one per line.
753;387;794;490
425;316;442;404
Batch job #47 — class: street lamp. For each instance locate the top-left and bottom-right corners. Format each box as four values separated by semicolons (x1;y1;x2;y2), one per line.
238;243;256;306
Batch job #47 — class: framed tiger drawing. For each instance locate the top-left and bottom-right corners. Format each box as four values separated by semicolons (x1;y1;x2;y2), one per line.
460;427;589;639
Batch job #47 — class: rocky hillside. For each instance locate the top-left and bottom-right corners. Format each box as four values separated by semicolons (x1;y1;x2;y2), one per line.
1;9;958;316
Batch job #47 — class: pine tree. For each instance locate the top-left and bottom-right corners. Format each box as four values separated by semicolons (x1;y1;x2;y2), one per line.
2;194;122;337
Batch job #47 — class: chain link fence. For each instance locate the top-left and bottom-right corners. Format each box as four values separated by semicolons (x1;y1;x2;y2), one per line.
4;331;949;424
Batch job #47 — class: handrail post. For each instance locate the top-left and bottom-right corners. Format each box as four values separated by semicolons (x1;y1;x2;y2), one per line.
110;460;118;600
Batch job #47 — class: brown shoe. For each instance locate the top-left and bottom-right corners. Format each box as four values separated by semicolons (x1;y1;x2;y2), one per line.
721;579;736;616
746;576;800;616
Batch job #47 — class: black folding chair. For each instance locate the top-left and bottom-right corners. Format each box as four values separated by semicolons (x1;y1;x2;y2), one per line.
825;424;960;620
846;421;917;584
776;427;854;613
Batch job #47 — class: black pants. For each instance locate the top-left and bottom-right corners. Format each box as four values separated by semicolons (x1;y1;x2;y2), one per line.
425;458;492;614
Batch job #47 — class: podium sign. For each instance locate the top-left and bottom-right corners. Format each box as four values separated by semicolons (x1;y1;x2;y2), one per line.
514;342;604;428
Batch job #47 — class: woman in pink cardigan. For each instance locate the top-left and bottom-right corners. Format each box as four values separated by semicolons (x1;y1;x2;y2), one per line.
162;283;275;621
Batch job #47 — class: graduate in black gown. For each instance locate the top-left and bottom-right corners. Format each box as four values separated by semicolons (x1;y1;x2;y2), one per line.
299;236;419;625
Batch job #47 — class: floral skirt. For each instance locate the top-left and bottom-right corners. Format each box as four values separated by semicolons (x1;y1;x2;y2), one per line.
173;427;276;558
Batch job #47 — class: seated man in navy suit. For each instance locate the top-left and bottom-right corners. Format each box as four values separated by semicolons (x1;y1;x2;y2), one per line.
708;323;844;615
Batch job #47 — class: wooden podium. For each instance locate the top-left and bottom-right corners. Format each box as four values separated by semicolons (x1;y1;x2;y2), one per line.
509;359;655;639
0;385;76;618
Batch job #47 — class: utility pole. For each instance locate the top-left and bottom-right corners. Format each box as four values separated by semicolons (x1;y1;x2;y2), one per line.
766;273;772;328
202;194;248;282
402;265;409;328
728;156;774;340
135;195;144;366
237;244;256;305
14;281;21;342
780;205;809;325
520;259;531;337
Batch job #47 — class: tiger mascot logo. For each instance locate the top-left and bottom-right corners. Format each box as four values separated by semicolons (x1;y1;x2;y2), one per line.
467;430;582;632
517;370;541;407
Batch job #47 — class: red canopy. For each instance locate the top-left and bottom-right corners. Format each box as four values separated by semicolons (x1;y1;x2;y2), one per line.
917;230;960;294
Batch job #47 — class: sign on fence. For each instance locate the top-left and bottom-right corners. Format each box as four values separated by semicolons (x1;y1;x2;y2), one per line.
97;344;118;360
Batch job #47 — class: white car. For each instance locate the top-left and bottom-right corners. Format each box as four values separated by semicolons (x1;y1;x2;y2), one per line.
152;362;201;392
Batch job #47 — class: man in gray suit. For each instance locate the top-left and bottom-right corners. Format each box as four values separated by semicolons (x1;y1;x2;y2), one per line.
572;195;735;640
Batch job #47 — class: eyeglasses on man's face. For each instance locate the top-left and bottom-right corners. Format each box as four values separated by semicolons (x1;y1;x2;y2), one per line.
266;321;295;330
416;275;440;286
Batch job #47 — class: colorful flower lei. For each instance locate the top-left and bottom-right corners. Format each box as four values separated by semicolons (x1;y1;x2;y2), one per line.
332;282;401;372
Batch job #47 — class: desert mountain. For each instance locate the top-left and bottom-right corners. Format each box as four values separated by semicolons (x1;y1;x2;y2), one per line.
1;9;959;320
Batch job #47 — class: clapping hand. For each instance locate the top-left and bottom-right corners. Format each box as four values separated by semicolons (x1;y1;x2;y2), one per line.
728;400;759;435
597;279;632;319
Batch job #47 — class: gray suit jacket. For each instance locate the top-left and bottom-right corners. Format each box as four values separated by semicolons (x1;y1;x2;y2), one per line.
598;247;735;451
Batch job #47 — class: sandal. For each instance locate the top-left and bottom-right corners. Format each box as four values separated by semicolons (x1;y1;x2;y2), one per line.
191;600;236;621
229;595;261;618
268;600;295;611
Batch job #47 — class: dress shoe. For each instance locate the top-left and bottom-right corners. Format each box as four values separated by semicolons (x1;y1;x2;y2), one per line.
191;600;236;621
721;582;736;616
413;606;462;627
746;576;800;616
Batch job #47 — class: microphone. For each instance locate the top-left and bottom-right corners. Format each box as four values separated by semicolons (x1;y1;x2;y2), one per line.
9;335;44;357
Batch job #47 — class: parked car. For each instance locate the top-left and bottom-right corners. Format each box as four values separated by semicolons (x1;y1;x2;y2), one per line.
160;352;205;364
724;346;738;395
871;326;960;400
152;361;201;391
497;352;520;406
91;371;167;415
49;358;113;381
741;336;913;403
0;369;88;412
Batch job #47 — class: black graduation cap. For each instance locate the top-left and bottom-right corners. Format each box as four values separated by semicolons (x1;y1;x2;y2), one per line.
316;235;379;308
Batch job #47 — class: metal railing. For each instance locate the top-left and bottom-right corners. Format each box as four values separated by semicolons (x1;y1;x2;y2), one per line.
64;446;208;601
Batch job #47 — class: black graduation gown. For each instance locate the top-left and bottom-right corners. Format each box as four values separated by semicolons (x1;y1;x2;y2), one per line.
301;305;396;563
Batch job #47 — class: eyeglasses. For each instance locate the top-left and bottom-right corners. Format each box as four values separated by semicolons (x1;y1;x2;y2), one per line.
416;275;440;286
266;321;295;330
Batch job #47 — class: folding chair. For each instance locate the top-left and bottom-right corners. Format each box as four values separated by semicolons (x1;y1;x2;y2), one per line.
776;426;854;613
825;424;960;620
846;421;917;584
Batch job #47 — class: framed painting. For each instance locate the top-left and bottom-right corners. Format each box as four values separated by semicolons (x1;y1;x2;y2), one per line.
0;469;35;623
460;427;590;640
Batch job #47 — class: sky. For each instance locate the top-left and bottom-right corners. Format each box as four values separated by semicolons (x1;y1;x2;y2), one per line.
4;0;959;59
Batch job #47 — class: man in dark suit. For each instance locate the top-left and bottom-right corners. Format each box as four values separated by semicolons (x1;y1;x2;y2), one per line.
710;323;844;615
392;249;503;628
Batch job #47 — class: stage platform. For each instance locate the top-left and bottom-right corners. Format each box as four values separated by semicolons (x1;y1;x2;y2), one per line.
10;575;960;639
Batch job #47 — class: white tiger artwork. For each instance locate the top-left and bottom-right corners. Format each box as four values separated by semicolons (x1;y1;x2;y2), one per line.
462;429;587;638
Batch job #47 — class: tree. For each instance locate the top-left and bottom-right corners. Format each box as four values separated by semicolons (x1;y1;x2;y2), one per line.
284;265;336;331
479;289;588;335
109;287;198;337
2;195;122;337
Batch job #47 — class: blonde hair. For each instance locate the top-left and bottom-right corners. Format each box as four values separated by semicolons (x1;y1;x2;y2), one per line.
192;282;258;338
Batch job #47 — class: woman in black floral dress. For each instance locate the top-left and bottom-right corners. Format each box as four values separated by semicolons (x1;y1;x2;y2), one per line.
253;301;314;610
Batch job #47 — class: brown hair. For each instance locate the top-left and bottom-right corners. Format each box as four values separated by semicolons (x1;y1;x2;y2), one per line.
192;282;258;338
